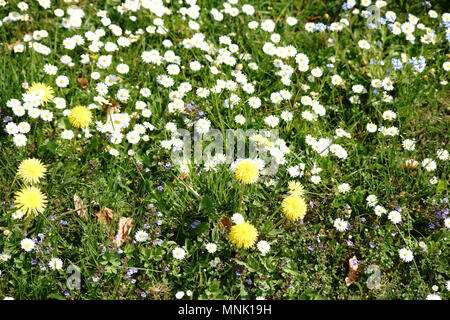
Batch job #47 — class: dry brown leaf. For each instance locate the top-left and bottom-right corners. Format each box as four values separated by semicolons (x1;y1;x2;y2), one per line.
345;256;359;287
77;77;89;89
95;206;115;226
219;215;232;231
7;39;22;51
74;194;88;220
114;217;133;247
403;159;419;170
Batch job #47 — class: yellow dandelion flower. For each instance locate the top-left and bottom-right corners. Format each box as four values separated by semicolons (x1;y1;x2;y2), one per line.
282;194;307;221
14;186;47;217
16;158;46;184
26;82;54;105
288;181;305;197
229;222;258;249
69;105;92;128
234;159;259;184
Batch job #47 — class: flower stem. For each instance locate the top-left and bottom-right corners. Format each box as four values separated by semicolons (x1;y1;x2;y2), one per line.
267;216;287;234
237;184;246;214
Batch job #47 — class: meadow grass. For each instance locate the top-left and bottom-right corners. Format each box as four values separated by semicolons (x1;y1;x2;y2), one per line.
0;0;448;300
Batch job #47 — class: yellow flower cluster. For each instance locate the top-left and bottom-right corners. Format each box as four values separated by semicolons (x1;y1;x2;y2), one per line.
14;158;47;217
26;82;55;105
229;222;258;249
69;105;92;128
16;158;46;185
281;181;307;221
14;186;47;217
234;159;259;184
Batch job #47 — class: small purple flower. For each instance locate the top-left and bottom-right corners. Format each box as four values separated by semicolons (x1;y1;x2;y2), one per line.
92;275;99;282
155;220;162;226
189;220;201;229
245;279;252;285
40;265;46;271
308;245;315;251
31;259;37;265
144;224;150;229
164;266;169;272
156;211;163;217
141;292;147;298
370;242;375;248
284;259;291;263
347;240;354;246
288;285;295;289
443;198;448;204
3;116;13;123
63;291;69;297
130;279;136;284
361;217;366;222
309;201;314;208
236;270;242;276
318;244;323;249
